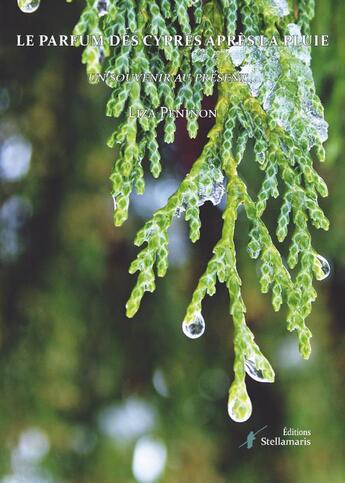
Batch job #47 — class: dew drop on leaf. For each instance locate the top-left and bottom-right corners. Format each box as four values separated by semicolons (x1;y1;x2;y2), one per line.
316;254;331;280
227;386;252;423
244;358;274;383
182;313;205;339
17;0;41;13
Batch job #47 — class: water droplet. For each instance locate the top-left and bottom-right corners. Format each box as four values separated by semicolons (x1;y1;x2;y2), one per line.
316;254;331;280
308;111;328;144
244;357;274;383
112;194;117;210
262;80;276;111
271;0;289;17
286;24;311;65
210;182;225;206
17;0;40;13
197;181;225;207
182;313;205;339
241;64;264;97
227;383;252;423
191;48;208;63
228;46;247;66
97;0;109;17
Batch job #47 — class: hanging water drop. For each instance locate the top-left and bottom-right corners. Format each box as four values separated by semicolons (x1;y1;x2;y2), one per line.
244;358;274;383
227;383;252;423
182;313;205;339
315;254;331;281
97;0;109;17
17;0;41;13
228;46;247;67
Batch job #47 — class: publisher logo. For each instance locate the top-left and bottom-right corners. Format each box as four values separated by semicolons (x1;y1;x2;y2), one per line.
239;425;268;449
239;426;312;449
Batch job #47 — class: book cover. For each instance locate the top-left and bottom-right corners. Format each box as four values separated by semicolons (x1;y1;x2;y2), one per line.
0;1;343;482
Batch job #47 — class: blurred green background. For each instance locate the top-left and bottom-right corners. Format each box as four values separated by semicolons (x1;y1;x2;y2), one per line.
0;1;344;482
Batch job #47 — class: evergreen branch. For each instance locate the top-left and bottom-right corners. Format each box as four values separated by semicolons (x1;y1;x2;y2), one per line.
64;0;330;422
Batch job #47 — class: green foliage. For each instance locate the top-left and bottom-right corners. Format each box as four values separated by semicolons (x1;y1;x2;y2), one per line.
72;0;329;422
